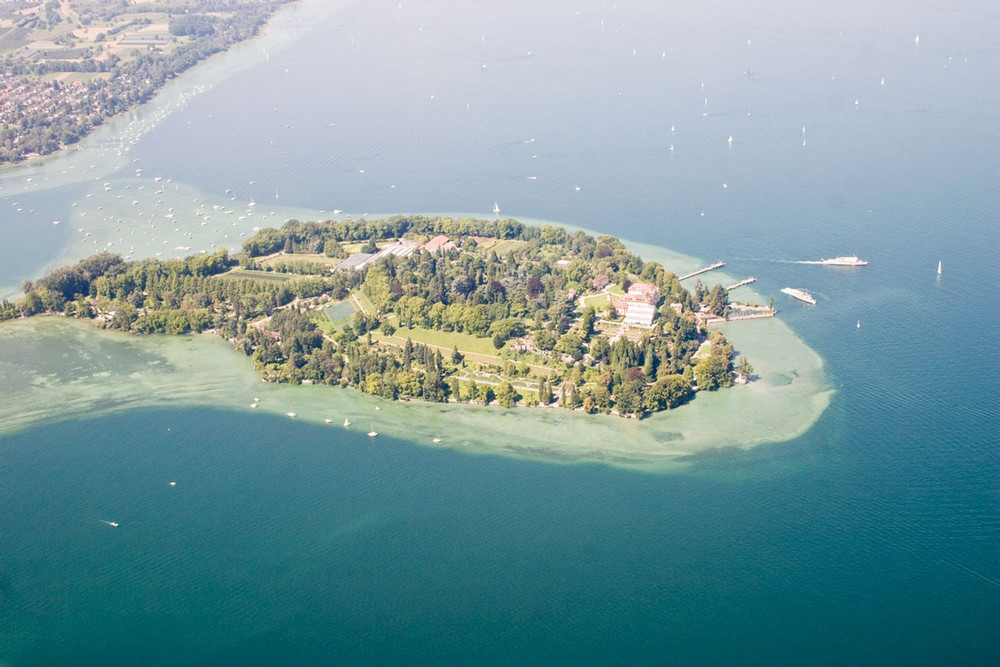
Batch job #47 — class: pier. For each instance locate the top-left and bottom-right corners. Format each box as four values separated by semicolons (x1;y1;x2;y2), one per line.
725;277;757;290
702;302;777;325
703;310;776;325
721;312;776;321
678;261;725;281
729;304;773;312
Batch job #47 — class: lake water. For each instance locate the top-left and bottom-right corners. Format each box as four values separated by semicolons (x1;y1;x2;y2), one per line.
1;0;998;664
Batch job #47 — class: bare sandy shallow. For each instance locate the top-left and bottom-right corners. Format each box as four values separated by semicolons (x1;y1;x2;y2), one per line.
0;231;832;472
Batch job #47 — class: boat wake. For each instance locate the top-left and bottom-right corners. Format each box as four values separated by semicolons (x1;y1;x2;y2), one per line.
731;258;824;264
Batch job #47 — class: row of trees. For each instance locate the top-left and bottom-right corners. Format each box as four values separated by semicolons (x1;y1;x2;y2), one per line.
241;216;530;257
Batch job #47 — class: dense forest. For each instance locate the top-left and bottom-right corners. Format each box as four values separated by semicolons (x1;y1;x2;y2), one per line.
4;216;753;417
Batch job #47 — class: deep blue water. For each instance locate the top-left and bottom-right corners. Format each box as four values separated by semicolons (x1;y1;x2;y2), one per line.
1;0;998;664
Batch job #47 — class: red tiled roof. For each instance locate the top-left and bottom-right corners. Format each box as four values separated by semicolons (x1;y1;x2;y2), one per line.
422;234;455;251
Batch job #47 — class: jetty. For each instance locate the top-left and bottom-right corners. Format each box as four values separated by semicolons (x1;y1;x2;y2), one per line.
700;302;775;325
725;277;756;290
703;310;776;325
722;312;776;322
679;261;725;281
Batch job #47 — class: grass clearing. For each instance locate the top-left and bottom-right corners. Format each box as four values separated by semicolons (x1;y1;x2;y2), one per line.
324;299;356;326
260;253;341;270
488;239;527;256
341;242;375;254
373;326;558;378
310;311;337;335
382;325;498;356
351;291;376;317
214;269;292;283
581;292;610;309
60;72;111;83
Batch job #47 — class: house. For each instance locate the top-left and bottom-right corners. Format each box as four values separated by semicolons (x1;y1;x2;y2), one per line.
614;282;662;327
591;275;610;290
422;234;455;252
625;282;661;305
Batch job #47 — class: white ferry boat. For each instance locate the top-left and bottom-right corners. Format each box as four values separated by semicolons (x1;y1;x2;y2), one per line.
781;287;817;305
821;256;868;266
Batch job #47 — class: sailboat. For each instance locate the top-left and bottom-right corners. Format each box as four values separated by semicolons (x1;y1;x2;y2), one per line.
343;417;351;428
937;260;942;275
432;436;442;443
493;201;500;215
857;320;861;329
368;425;378;438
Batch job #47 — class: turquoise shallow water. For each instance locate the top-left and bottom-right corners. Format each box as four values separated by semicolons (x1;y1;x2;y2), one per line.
1;0;998;663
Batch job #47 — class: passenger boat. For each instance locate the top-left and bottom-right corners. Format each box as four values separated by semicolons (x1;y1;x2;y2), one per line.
781;287;817;305
820;256;868;266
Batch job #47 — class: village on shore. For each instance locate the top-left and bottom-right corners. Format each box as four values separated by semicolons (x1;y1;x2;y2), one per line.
0;0;293;164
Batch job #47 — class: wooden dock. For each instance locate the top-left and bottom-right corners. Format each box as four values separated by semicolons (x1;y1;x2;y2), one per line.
704;311;776;325
725;277;756;290
729;304;773;312
679;261;725;281
722;312;775;321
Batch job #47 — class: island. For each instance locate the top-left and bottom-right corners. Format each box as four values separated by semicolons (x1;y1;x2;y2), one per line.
3;216;774;418
0;0;295;164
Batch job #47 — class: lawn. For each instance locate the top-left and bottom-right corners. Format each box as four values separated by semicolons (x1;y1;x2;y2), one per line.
452;368;540;391
324;299;356;326
381;324;498;356
57;72;112;83
580;284;622;310
341;242;375;254
260;253;341;270
214;269;293;283
580;292;610;309
487;239;527;256
352;291;376;317
373;324;558;378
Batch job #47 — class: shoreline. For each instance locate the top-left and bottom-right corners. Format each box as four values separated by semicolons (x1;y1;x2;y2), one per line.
0;225;833;471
